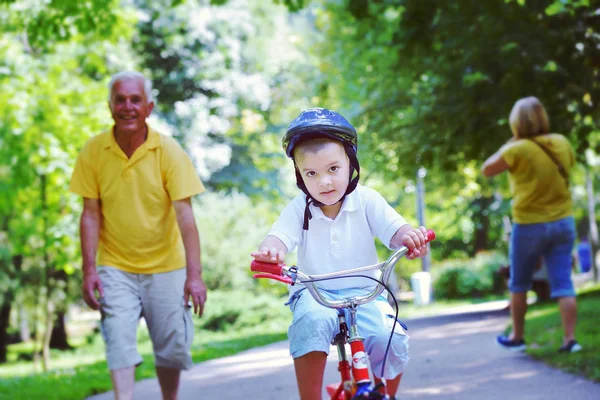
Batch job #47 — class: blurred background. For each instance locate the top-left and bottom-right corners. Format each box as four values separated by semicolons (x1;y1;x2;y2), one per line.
0;0;599;398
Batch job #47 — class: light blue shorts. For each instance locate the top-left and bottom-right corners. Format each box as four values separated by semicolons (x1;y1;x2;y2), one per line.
286;287;410;379
509;216;576;298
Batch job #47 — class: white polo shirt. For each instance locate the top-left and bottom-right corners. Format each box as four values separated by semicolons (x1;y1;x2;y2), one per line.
268;185;408;295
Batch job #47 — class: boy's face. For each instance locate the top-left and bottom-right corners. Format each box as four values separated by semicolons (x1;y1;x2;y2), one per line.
294;141;350;206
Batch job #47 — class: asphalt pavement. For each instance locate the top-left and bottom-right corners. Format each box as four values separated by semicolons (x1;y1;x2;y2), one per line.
88;301;600;399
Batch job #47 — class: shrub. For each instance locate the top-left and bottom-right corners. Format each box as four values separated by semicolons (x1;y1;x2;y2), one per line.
198;290;290;332
432;251;507;299
193;191;281;292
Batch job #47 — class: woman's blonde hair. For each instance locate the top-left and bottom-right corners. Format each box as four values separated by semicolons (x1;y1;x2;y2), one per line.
509;96;550;138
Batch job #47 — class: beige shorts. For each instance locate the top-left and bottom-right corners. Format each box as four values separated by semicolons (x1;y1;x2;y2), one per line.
97;266;194;370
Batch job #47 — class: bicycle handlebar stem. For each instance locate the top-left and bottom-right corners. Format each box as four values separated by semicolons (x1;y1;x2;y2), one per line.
297;245;409;309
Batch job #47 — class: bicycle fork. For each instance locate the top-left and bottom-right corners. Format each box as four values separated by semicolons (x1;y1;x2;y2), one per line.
331;306;381;400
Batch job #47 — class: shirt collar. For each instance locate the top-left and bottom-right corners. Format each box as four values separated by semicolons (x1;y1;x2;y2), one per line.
309;185;361;220
102;124;160;150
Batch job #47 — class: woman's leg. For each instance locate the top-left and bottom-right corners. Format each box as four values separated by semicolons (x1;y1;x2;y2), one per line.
558;296;577;343
508;222;544;340
543;217;577;345
509;292;528;340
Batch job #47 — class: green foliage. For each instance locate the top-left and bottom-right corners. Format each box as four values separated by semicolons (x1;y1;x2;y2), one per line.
132;0;308;196
307;0;600;258
432;251;507;299
198;290;290;332
0;0;124;52
194;190;285;292
314;0;600;177
0;32;112;336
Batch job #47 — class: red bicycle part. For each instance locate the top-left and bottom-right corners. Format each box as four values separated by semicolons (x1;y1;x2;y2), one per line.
252;273;293;284
326;382;348;400
406;229;436;256
350;340;370;384
250;260;285;275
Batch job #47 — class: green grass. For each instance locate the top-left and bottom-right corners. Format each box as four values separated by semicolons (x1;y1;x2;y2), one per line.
0;290;291;400
0;329;288;400
516;283;600;382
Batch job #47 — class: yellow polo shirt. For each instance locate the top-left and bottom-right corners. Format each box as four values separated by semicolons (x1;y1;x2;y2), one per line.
500;134;574;224
69;126;205;273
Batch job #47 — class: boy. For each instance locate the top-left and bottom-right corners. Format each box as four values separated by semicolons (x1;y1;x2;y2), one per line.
252;108;429;399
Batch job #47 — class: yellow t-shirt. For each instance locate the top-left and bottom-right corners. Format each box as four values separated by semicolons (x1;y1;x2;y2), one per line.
500;134;574;224
69;126;205;273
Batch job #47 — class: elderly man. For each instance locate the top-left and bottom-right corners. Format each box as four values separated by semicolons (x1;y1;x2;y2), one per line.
70;71;207;399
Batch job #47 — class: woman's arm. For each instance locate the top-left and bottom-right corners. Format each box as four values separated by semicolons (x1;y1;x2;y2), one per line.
482;150;510;177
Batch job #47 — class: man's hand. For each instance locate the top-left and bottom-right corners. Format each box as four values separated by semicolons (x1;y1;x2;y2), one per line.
251;247;286;264
81;270;104;310
184;274;207;316
402;226;429;260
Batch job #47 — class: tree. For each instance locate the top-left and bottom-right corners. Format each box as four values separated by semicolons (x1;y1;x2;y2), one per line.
299;0;600;253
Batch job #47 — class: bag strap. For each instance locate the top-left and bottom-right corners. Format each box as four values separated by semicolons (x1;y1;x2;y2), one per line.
527;138;569;185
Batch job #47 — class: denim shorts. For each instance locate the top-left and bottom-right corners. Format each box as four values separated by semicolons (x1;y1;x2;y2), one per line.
509;216;576;298
286;287;410;379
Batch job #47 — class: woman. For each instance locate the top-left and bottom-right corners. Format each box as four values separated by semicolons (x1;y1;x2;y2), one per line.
482;96;581;353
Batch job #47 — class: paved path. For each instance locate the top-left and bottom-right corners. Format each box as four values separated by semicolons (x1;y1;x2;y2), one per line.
88;303;600;399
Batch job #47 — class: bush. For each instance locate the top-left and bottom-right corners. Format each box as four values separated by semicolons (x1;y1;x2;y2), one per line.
432;251;507;299
198;290;290;332
193;191;282;292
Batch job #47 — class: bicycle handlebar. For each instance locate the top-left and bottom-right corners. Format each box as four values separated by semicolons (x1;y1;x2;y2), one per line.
251;229;436;309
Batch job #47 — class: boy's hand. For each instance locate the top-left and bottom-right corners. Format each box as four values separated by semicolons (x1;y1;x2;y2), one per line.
402;226;429;260
251;247;285;264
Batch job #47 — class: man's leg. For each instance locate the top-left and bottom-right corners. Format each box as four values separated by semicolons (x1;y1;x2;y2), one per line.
110;367;136;400
156;366;181;400
293;351;328;400
141;269;193;398
97;267;143;399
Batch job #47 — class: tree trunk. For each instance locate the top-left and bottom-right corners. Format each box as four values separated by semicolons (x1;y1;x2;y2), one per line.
49;311;72;350
586;169;599;282
0;300;11;363
41;302;54;372
0;254;21;364
472;195;492;255
19;305;30;343
49;269;71;350
40;172;52;372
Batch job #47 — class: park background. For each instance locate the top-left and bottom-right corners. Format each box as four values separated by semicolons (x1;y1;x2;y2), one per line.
0;0;599;398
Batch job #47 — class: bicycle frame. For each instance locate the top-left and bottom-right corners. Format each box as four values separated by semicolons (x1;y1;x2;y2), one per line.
251;230;436;400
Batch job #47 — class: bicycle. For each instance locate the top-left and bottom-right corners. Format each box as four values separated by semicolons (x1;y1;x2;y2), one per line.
251;229;436;400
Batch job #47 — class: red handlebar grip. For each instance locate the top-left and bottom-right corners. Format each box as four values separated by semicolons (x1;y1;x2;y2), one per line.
426;229;436;242
406;229;436;256
253;273;293;285
250;260;284;275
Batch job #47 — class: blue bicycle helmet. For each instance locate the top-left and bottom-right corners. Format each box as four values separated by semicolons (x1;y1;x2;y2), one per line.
283;108;360;230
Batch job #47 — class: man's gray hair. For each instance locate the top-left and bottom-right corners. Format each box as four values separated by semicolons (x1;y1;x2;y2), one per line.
108;71;154;103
